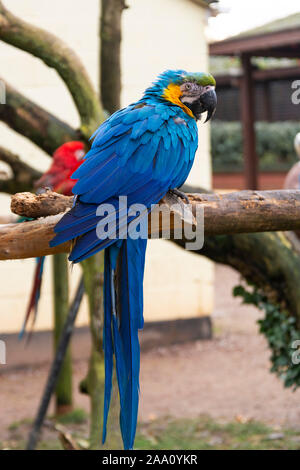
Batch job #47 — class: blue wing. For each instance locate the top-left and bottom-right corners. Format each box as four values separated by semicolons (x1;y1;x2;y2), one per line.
50;101;198;450
50;102;198;262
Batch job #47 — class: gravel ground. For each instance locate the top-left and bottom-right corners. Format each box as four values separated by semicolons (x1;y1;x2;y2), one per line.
1;264;300;442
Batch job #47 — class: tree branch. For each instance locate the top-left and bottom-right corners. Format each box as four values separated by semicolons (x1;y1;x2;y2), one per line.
0;1;104;137
5;189;300;329
0;146;42;194
10;189;300;232
0;80;80;155
0;214;70;260
11;191;73;218
181;232;300;330
2;189;300;260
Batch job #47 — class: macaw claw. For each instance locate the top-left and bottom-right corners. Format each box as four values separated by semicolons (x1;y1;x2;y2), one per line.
168;188;190;205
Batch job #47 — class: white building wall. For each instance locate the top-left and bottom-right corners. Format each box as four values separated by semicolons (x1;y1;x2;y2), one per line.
0;0;213;332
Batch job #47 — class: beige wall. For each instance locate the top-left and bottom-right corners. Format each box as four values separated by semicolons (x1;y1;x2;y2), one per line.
0;0;213;333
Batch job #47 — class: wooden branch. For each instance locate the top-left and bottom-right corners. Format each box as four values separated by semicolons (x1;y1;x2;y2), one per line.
189;190;300;235
186;232;300;330
10;189;300;232
0;146;42;194
2;189;300;260
0;80;79;155
0;215;70;259
11;191;73;218
0;1;104;137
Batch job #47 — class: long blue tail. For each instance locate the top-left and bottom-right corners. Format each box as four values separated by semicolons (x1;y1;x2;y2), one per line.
103;238;147;450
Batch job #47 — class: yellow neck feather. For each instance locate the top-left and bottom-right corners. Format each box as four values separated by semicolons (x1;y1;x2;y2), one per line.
163;83;195;119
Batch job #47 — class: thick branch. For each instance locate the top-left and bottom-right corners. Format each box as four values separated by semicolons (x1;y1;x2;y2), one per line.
11;191;73;218
0;146;42;193
10;189;300;232
0;80;79;155
0;1;104;137
0;215;69;259
3;189;300;260
179;232;300;329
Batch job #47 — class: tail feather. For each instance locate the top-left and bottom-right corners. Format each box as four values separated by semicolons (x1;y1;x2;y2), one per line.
103;238;147;449
19;257;45;340
102;250;114;444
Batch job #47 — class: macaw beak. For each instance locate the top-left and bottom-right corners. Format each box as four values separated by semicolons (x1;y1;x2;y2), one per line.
190;86;217;122
200;87;217;123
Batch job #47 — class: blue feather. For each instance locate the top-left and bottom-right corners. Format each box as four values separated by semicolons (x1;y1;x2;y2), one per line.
102;250;114;443
50;69;207;449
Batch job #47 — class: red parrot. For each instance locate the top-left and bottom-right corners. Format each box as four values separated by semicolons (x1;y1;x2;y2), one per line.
20;141;85;338
35;141;86;195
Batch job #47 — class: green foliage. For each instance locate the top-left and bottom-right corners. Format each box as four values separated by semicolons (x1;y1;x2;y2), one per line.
233;284;300;390
56;408;88;425
136;416;300;450
5;415;300;450
211;121;300;172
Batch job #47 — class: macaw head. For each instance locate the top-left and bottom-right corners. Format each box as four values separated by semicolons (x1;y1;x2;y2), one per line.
35;141;86;195
53;141;86;168
144;69;217;122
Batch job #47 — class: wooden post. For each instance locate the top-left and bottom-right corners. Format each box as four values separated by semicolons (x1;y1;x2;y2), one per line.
241;54;258;190
52;253;73;414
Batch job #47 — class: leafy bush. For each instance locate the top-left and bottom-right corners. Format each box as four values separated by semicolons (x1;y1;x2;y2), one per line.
233;284;300;390
211;121;300;172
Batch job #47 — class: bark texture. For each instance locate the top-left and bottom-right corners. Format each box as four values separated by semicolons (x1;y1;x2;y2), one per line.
100;0;127;113
0;146;42;194
9;189;300;241
0;1;104;137
0;81;79;155
11;191;73;218
52;253;73;414
182;232;300;330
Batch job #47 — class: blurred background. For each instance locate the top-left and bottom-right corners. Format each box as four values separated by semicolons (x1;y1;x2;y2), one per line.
0;0;300;450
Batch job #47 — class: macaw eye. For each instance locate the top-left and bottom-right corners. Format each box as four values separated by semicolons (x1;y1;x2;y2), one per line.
75;149;85;160
185;83;192;90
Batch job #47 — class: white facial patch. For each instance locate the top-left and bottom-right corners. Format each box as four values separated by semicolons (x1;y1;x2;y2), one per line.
181;95;201;104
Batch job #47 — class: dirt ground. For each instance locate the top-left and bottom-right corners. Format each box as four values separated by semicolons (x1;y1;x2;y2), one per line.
1;264;300;443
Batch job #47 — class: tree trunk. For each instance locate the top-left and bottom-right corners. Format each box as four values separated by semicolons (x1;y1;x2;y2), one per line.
195;232;300;330
0;146;42;194
0;1;104;138
52;253;73;414
0;81;80;155
100;0;127;114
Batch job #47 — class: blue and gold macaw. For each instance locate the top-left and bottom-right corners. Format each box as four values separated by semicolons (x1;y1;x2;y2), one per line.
50;69;217;449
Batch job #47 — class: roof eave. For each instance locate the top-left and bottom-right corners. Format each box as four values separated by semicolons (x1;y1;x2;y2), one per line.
209;26;300;56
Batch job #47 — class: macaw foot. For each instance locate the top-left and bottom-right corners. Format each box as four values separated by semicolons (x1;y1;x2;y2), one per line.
168;188;190;205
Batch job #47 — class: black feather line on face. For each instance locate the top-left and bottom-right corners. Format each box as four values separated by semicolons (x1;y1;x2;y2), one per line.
184;99;205;121
184;89;217;122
